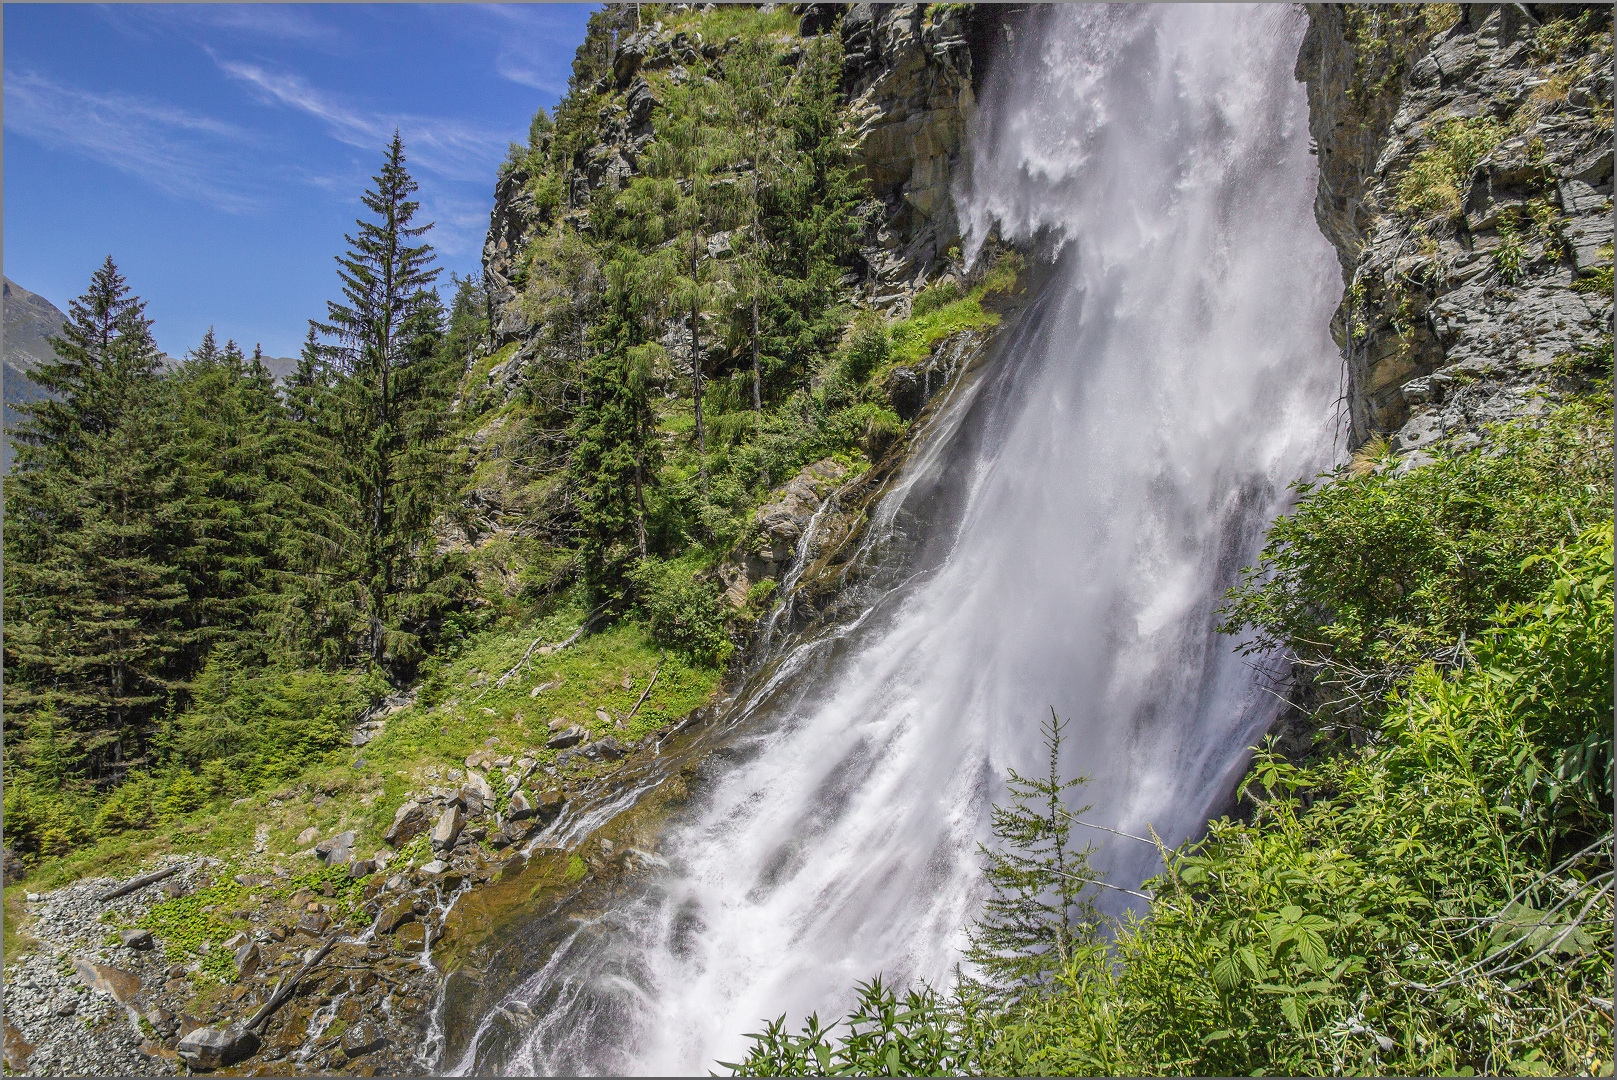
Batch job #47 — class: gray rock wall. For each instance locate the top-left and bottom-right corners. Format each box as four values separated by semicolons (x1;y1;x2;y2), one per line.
1296;3;1612;456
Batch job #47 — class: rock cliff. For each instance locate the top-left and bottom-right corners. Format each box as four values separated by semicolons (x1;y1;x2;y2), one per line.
1296;3;1612;458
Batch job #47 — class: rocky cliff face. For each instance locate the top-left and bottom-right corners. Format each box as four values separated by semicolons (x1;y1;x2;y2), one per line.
480;3;1011;350
1296;3;1612;458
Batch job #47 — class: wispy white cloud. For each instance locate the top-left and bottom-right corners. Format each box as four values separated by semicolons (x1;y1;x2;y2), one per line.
2;69;260;212
216;59;509;183
100;4;343;49
473;4;579;96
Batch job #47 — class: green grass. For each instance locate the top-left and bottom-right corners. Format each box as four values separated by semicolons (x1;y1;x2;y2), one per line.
663;3;801;44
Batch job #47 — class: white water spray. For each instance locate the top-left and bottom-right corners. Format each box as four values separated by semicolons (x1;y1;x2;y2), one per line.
447;6;1341;1074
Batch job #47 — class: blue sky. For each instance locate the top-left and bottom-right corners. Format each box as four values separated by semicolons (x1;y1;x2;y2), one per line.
4;3;597;360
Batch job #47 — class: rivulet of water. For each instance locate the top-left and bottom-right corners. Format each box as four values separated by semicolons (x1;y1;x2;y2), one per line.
444;5;1341;1074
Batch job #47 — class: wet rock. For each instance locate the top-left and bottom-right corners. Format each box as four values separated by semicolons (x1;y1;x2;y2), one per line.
374;898;416;935
118;928;154;950
394;923;427;952
342;1019;387;1059
582;737;626;762
537;787;567;816
176;1023;261;1070
431;805;465;852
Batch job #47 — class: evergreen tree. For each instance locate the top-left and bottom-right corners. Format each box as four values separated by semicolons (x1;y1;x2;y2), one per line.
642;74;738;497
314;133;462;677
285;324;332;426
169;329;286;667
963;710;1105;1001
573;254;665;600
721;36;797;412
3;257;191;778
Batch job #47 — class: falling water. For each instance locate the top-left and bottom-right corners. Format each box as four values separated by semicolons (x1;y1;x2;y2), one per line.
445;5;1341;1074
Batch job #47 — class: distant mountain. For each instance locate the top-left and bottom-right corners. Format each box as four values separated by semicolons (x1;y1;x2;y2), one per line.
3;276;64;474
3;277;297;473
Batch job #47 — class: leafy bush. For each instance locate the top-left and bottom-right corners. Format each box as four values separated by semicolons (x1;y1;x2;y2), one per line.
1218;395;1613;700
630;556;732;665
911;279;964;318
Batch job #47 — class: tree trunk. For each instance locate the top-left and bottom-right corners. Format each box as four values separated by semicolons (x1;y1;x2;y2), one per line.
751;204;763;412
635;458;647;559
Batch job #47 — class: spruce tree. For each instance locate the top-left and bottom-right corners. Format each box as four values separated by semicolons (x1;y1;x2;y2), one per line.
963;710;1105;1001
314;133;461;677
3;257;191;778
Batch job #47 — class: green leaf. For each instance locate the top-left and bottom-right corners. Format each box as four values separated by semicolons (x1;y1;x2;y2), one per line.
1212;954;1241;991
1280;904;1303;924
1296;928;1329;973
1280;996;1303;1031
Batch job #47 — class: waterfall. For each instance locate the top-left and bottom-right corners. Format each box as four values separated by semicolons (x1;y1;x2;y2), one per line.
444;5;1341;1074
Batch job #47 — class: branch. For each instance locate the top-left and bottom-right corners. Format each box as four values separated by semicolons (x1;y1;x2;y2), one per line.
246;932;339;1031
624;656;664;725
97;863;183;902
475;606;607;703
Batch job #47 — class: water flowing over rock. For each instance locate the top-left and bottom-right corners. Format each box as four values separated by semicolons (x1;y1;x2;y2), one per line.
442;7;1340;1075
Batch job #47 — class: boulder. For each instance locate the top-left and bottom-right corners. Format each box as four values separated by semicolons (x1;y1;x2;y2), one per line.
234;941;263;981
315;830;358;866
374;897;416;935
74;959;141;1006
507;790;536;820
582;738;626;762
537;787;567;816
465;768;496;806
394;923;427;952
296;911;331;937
430;805;465;852
546;727;587;750
118;928;154;950
421;859;450;875
295;826;320;846
348;858;376;880
175;1024;261;1070
3;1019;34;1072
341;1019;387;1059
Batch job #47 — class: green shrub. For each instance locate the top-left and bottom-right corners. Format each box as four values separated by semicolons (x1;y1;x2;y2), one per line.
841;310;891;385
911;279;964;318
630;557;733;665
1218;395;1613;698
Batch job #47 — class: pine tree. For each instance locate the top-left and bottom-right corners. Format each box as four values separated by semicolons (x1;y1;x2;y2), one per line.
313;133;462;677
963;710;1105;1001
3;257;191;778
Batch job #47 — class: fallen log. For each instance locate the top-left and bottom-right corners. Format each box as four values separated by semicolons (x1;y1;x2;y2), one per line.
245;934;338;1031
97;864;183;902
624;657;665;725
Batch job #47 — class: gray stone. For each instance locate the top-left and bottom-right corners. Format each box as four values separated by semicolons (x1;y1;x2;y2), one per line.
464;768;496;806
546;727;587;750
117;928;153;950
421;859;450;875
430;805;464;852
315;829;357;866
384;799;430;847
175;1024;260;1070
507;790;535;820
234;941;263;981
